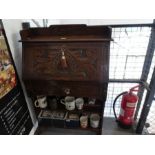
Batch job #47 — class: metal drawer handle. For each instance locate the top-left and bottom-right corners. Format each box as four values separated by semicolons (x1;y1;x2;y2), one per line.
64;88;70;95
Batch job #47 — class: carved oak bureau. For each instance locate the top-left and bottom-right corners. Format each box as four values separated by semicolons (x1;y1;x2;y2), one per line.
20;25;112;134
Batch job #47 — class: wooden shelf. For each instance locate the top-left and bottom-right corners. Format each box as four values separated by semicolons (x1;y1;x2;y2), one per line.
45;106;103;114
35;125;102;135
38;109;102;134
64;126;101;132
19;38;112;43
37;123;101;134
37;103;103;114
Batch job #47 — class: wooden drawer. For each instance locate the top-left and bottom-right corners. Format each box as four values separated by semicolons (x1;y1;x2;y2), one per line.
22;42;109;83
24;80;108;100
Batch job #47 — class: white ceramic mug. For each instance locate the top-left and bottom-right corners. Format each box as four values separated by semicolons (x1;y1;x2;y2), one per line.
80;116;88;128
34;96;47;109
90;114;100;128
60;96;75;111
75;98;84;110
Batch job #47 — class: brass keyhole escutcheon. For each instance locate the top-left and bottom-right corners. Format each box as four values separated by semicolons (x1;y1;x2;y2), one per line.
64;88;70;95
60;48;68;69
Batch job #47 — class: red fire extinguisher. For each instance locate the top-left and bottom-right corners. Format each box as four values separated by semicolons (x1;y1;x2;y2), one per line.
113;85;139;128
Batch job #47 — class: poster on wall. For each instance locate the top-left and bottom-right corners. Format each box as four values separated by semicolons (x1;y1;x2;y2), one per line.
0;20;33;135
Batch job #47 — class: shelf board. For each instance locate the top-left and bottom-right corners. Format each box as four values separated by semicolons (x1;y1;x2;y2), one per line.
84;104;102;107
37;123;101;133
63;108;102;114
64;126;101;132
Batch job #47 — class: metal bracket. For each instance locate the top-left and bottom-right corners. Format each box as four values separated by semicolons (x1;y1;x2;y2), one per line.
140;80;150;91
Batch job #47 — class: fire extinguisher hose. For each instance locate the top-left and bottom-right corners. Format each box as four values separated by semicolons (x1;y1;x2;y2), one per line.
113;91;128;122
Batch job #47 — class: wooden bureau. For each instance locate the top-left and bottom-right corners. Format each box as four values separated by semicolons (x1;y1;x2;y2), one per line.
20;25;112;134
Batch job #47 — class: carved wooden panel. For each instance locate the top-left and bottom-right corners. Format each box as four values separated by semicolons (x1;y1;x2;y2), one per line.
23;43;109;82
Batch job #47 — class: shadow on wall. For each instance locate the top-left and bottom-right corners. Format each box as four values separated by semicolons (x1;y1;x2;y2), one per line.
12;33;22;76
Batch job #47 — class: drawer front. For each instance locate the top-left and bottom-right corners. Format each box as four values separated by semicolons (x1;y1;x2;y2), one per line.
24;80;108;99
23;42;109;83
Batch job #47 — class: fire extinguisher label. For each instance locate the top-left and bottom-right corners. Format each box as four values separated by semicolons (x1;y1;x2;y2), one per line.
126;102;136;108
120;108;124;116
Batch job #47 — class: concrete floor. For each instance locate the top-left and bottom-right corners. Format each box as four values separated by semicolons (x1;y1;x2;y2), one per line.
102;117;135;135
36;117;135;135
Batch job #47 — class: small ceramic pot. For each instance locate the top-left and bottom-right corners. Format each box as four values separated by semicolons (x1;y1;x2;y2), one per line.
80;116;88;128
75;98;84;110
90;113;100;128
88;98;96;105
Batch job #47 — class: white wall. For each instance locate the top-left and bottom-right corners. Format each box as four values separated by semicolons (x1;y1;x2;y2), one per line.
2;20;22;76
2;19;37;126
58;19;153;25
22;19;153;28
